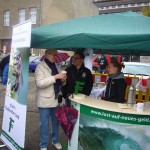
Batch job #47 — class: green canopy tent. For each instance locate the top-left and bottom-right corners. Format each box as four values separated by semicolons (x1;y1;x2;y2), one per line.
31;12;150;55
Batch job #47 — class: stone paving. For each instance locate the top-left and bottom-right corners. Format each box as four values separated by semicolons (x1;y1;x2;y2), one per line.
0;72;68;150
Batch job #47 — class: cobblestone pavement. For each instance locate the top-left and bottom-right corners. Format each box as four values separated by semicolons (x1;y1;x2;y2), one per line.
0;72;68;150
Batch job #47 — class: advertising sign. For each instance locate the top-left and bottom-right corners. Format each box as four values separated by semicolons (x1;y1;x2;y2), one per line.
68;101;150;150
78;105;150;150
0;20;31;150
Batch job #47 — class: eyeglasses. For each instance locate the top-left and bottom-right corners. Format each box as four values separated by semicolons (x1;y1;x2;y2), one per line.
72;57;82;60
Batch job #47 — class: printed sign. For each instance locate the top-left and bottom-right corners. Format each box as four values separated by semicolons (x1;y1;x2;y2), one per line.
0;20;31;150
68;103;150;150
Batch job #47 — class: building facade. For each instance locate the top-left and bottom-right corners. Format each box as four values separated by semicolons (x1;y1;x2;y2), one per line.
92;0;150;14
92;0;150;62
0;0;98;53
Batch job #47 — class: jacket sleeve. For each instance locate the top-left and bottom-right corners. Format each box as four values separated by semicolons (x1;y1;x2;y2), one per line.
35;64;56;89
2;64;9;86
117;79;127;103
105;59;108;66
83;70;93;96
61;67;74;98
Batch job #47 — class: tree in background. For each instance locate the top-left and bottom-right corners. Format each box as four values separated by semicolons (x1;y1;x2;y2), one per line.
141;6;150;17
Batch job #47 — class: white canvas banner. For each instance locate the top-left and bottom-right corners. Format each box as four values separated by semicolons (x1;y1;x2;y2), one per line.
0;20;31;150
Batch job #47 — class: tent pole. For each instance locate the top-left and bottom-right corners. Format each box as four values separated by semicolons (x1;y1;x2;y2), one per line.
84;49;93;71
0;144;6;148
130;54;132;62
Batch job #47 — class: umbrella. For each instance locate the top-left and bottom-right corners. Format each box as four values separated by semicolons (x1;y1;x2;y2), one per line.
55;105;78;140
40;52;70;63
55;52;70;63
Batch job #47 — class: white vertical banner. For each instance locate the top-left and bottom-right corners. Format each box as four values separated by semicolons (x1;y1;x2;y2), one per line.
84;49;93;71
0;20;31;150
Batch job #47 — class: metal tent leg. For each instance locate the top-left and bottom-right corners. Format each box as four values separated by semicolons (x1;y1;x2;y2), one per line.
0;144;6;148
0;139;6;148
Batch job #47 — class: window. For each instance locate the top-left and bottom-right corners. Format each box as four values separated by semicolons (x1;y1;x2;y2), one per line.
118;5;122;8
29;7;37;24
123;4;128;8
3;11;10;26
19;9;25;23
111;5;116;8
100;6;104;9
143;2;149;6
137;3;142;6
130;4;135;7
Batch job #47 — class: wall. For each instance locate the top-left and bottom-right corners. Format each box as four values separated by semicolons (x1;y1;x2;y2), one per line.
0;0;40;39
41;0;99;25
0;0;98;53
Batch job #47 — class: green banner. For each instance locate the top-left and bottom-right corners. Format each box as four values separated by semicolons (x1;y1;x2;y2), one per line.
81;105;150;125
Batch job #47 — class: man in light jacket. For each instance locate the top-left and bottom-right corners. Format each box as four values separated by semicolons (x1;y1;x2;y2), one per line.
35;49;66;150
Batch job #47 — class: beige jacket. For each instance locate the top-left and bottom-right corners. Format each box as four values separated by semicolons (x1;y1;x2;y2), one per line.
35;61;61;108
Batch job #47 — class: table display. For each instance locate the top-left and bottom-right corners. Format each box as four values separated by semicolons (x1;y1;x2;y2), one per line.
68;94;150;150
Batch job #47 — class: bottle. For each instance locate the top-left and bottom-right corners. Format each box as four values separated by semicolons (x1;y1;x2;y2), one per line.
127;85;134;106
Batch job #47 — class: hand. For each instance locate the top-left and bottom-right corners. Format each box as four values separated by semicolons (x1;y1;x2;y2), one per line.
2;86;7;91
55;73;67;80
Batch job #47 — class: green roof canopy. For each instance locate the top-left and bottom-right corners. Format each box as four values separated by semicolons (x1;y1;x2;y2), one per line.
31;12;150;55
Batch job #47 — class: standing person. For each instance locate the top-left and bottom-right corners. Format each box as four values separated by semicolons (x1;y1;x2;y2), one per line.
0;53;10;80
2;63;9;91
0;50;3;82
104;59;127;103
35;49;67;150
98;54;108;74
0;50;2;63
62;51;93;102
1;63;9;111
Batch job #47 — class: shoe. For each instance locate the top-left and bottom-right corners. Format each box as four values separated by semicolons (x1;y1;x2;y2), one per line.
52;143;62;150
40;148;47;150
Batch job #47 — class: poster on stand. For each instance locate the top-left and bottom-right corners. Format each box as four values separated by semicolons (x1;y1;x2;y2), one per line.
0;20;31;150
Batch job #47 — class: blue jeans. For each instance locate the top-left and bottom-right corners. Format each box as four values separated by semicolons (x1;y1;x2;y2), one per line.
98;68;106;74
39;107;59;148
